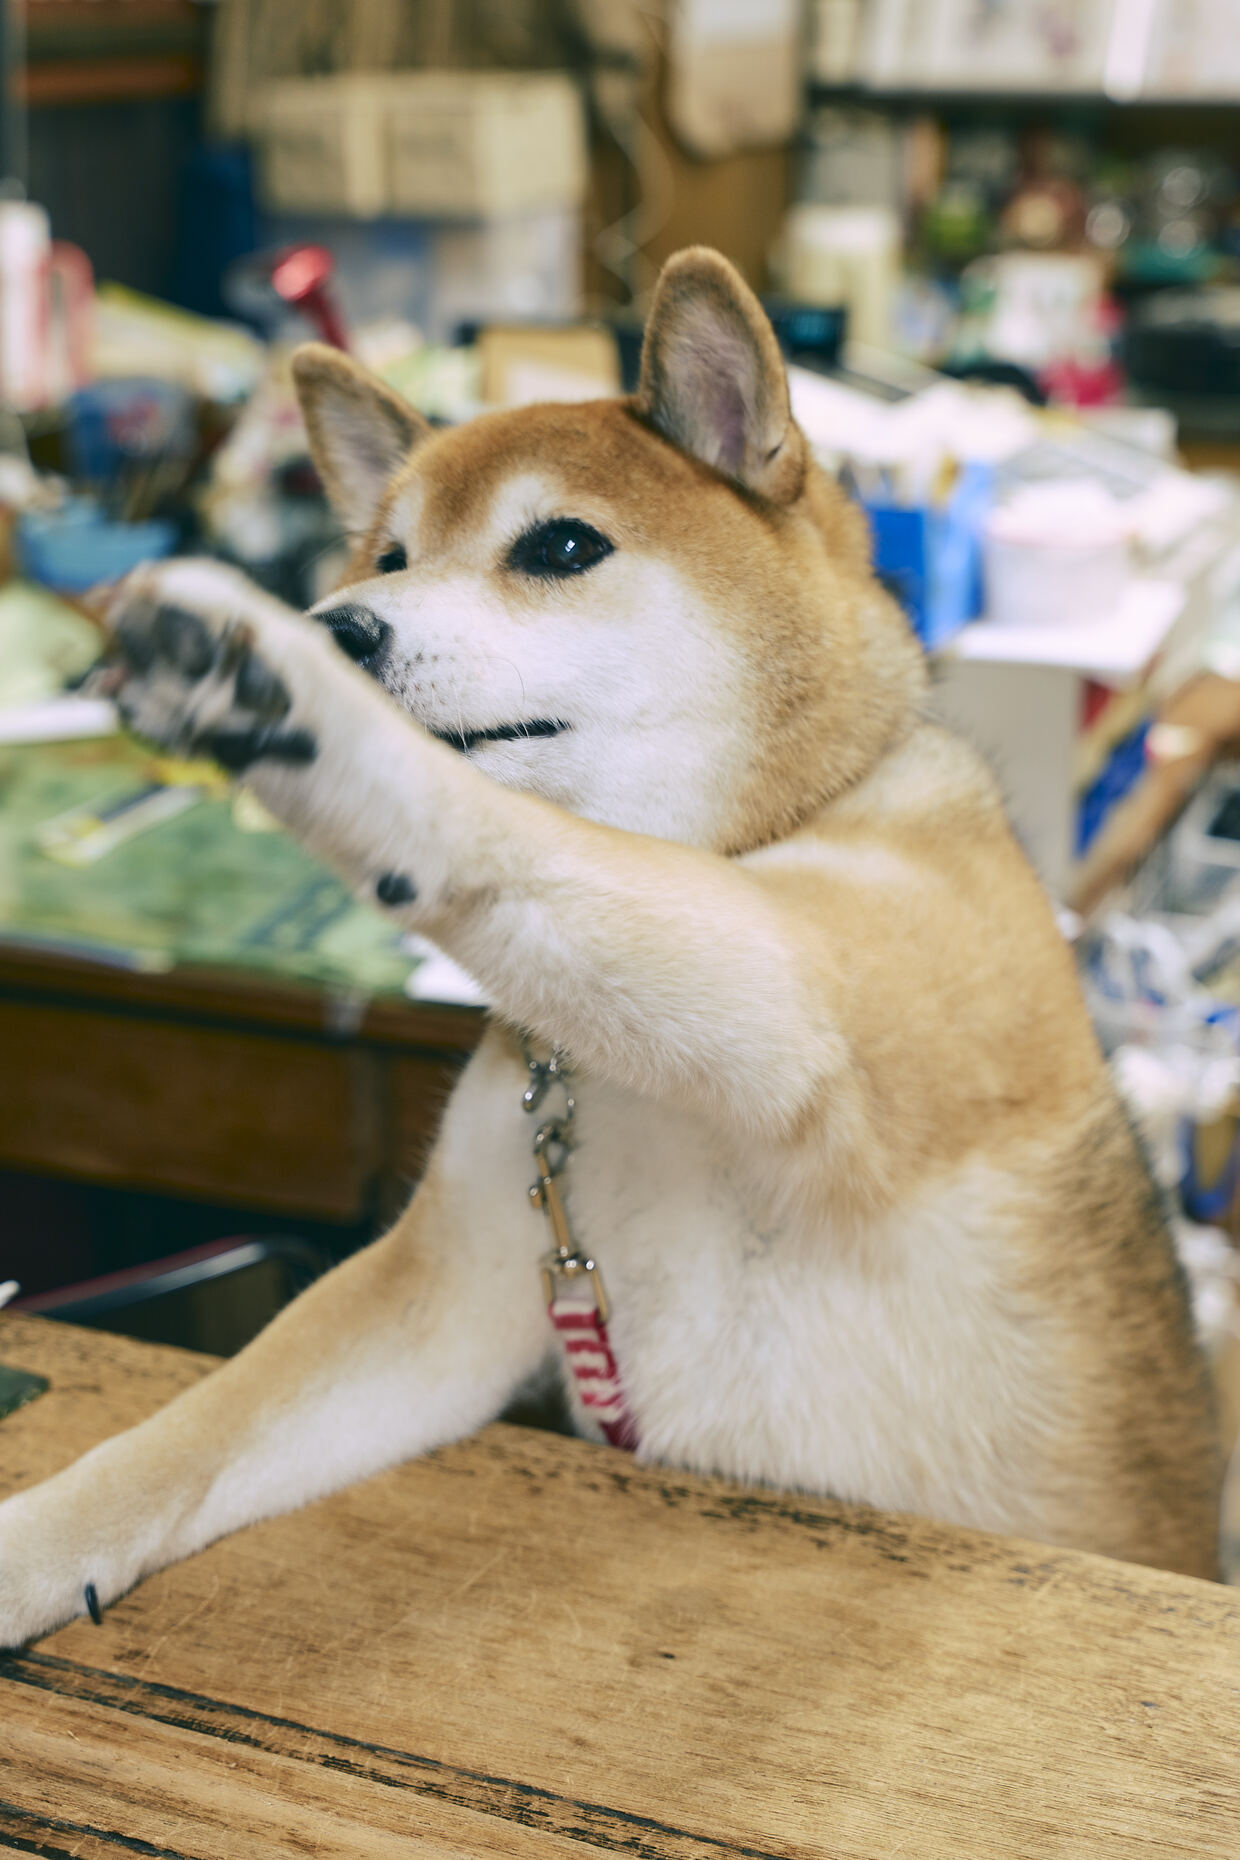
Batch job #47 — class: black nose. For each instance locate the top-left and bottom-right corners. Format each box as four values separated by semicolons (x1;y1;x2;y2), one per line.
314;604;392;669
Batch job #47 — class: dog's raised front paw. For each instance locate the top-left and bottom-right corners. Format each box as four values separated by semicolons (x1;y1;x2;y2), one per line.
98;559;324;772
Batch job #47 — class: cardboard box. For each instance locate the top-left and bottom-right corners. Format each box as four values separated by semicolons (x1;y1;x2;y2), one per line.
387;72;585;217
256;71;586;221
259;75;390;219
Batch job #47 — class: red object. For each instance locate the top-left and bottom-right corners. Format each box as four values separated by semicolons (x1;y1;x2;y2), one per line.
548;1301;640;1452
270;245;349;350
49;239;94;393
1080;678;1116;732
1040;354;1125;408
14;1237;253;1311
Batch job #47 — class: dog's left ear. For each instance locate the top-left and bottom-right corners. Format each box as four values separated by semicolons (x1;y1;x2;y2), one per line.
292;344;430;533
636;247;806;504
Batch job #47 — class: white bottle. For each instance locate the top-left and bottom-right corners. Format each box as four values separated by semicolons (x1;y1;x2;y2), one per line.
0;200;52;410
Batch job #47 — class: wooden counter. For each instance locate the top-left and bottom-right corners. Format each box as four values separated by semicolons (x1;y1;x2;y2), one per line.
1;1314;1238;1858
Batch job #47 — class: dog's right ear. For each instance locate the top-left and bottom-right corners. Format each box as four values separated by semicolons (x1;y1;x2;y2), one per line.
292;344;430;533
635;247;806;504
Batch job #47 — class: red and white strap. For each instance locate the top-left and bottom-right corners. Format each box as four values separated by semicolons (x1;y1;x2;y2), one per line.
523;1038;639;1454
546;1285;639;1453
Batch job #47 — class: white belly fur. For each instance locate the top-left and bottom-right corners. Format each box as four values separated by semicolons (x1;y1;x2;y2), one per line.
444;1030;1059;1544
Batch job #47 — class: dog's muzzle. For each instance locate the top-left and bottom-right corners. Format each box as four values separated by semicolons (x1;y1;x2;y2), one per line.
314;603;391;673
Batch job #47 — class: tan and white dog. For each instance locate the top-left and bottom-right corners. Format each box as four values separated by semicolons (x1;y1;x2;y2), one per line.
0;248;1221;1645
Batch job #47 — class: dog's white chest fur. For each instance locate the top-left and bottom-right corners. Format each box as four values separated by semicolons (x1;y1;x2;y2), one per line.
453;1034;1046;1540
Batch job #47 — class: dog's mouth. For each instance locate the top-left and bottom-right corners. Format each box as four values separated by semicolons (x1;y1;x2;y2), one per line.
428;718;570;755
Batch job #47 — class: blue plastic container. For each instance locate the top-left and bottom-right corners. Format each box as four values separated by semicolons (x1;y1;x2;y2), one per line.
861;462;993;650
17;501;177;595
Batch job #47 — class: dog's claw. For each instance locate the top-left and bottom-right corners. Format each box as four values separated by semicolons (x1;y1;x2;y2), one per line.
84;1583;103;1626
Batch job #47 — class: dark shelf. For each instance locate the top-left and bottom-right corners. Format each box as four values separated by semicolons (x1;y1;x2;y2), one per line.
22;54;203;106
808;83;1240;111
21;0;206;106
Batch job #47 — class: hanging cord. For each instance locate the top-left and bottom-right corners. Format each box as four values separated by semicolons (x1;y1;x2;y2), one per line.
521;1039;639;1450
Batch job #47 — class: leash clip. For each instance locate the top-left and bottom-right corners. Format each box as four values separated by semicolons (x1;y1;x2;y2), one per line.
540;1245;610;1323
523;1047;569;1114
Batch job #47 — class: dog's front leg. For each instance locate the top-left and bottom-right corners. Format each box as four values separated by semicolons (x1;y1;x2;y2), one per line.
101;559;841;1136
0;1154;549;1649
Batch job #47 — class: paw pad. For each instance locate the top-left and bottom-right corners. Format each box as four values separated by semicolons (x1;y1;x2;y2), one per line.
153;604;215;678
375;871;417;905
233;645;292;720
204;725;318;772
109;597;317;771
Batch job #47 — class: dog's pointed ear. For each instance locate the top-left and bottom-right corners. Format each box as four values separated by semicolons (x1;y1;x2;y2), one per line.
292;344;430;532
635;247;806;503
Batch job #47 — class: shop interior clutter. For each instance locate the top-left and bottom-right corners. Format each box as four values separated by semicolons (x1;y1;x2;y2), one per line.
3;0;1240;1577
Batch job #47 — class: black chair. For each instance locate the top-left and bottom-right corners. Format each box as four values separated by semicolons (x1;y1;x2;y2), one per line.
14;1236;333;1356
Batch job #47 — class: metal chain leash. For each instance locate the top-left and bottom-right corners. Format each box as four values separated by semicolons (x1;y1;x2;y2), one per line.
521;1038;609;1320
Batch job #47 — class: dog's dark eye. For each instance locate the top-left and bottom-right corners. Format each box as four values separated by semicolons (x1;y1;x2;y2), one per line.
375;544;407;575
508;519;613;580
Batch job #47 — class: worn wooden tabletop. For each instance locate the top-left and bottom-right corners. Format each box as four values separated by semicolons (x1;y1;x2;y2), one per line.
1;1313;1238;1859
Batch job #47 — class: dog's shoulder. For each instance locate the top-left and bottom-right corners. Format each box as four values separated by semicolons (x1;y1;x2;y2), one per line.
741;716;1022;901
824;715;1007;835
739;717;1107;1189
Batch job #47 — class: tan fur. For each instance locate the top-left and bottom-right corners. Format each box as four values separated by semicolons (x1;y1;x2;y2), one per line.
346;396;922;856
0;250;1219;1651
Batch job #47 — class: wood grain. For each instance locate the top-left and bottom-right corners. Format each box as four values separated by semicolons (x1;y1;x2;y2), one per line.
0;997;380;1216
1;1313;1238;1859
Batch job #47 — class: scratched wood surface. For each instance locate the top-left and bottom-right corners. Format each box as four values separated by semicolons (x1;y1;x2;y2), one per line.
1;1314;1238;1860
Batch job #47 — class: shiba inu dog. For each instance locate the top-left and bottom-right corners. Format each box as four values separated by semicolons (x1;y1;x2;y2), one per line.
0;248;1221;1646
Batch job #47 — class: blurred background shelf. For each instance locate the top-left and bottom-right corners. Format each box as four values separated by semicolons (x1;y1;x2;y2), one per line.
809;87;1240;109
21;56;204;108
22;0;206;105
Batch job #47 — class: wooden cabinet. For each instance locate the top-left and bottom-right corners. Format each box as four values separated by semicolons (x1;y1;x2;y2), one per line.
0;947;483;1224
